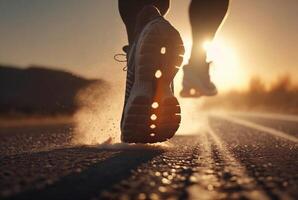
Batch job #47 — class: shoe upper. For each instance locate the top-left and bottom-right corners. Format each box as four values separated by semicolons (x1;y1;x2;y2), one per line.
120;6;163;130
181;63;217;96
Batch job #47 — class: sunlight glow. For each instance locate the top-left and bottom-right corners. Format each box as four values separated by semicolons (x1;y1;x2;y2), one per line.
151;114;157;121
151;102;159;109
155;70;162;79
150;124;156;129
160;47;166;54
202;40;212;52
206;38;246;91
175;37;248;93
190;88;196;95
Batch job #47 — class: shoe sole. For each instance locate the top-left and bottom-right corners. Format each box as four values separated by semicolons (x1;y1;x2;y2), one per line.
180;86;217;98
121;17;185;143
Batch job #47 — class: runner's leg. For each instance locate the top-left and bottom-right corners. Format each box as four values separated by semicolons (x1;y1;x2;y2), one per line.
118;0;170;46
189;0;229;64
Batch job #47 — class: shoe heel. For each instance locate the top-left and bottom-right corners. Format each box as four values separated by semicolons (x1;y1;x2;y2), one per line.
122;96;181;143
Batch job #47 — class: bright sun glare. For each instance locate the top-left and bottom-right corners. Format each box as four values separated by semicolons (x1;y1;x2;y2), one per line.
176;37;247;92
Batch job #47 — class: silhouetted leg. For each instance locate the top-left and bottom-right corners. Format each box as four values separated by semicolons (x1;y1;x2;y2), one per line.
189;0;229;65
118;0;170;47
180;0;229;98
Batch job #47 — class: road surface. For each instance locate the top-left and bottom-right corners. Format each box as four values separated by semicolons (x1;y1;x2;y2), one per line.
0;113;297;200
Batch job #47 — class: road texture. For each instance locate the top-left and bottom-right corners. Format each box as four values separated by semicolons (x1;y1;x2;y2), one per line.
0;113;297;200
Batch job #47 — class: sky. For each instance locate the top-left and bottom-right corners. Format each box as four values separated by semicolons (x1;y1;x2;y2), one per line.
0;0;297;92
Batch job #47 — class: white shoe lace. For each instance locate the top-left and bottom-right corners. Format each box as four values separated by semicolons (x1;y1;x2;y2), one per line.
114;53;127;71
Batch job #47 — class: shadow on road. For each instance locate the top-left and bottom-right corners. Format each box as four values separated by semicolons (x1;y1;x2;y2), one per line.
2;146;164;200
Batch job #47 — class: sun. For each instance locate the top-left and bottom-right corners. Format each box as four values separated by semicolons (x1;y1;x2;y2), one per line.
206;38;245;91
175;36;247;93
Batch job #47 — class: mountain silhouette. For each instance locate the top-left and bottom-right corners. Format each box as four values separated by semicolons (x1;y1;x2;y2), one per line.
0;64;102;115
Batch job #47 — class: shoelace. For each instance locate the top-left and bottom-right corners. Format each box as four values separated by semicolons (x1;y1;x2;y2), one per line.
114;47;175;94
114;53;127;71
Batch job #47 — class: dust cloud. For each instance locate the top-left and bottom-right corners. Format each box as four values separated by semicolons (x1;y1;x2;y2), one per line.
71;77;210;147
71;80;173;150
72;81;122;145
174;70;211;136
177;98;211;136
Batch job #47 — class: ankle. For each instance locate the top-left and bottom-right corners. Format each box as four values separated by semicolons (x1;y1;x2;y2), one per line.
134;6;161;36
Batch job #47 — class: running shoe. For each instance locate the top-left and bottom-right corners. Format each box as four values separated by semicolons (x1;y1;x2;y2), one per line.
120;6;185;143
180;62;217;97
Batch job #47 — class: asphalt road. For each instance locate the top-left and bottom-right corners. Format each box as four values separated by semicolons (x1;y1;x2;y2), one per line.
0;113;297;200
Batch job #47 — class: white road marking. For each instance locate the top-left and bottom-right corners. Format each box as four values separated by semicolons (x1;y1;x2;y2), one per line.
188;128;269;200
228;111;298;123
207;127;270;200
213;114;298;143
187;131;223;200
